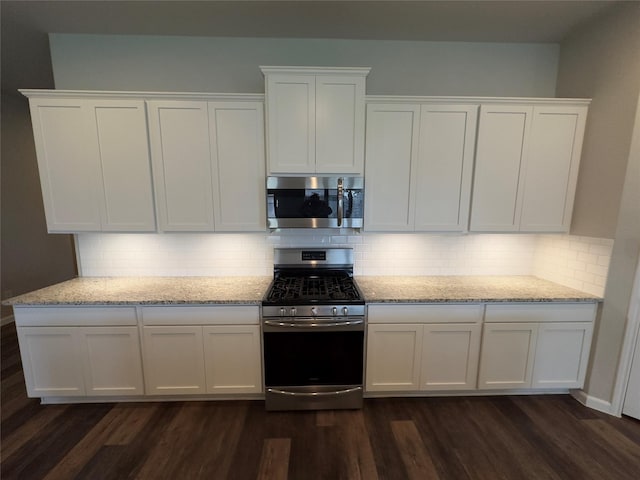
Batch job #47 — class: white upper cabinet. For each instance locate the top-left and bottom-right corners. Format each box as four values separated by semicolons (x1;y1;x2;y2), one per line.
208;102;266;231
261;66;369;175
148;98;266;232
414;104;477;231
470;103;588;233
364;103;419;231
364;101;477;232
25;94;156;232
148;100;215;231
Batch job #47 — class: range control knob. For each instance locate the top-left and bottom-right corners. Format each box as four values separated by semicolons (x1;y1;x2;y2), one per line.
280;308;286;317
332;307;338;316
311;307;318;316
342;306;349;316
290;307;297;316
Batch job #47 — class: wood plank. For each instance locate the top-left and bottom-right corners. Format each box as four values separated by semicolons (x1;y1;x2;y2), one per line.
391;419;440;480
1;404;68;460
257;438;291;480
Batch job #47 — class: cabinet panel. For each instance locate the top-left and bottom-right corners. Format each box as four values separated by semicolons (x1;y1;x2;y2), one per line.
484;303;597;323
93;101;156;231
14;306;138;327
28;100;103;231
17;327;85;397
368;304;483;324
520;106;587;232
209;102;266;231
142;326;206;395
366;324;422;391
415;105;477;231
265;75;315;173
364;104;419;231
148;101;215;231
142;305;259;326
316;76;365;174
421;323;481;390
470;105;532;231
203;325;262;394
81;327;144;395
478;322;538;389
532;322;593;388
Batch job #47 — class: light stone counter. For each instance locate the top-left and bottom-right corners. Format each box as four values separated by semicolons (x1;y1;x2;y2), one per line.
3;275;600;307
354;275;600;303
3;276;274;306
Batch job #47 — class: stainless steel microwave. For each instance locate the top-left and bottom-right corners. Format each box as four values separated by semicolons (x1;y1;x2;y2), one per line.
267;176;364;229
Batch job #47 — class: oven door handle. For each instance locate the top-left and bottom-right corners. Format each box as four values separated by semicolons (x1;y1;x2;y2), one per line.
267;386;362;397
263;319;363;328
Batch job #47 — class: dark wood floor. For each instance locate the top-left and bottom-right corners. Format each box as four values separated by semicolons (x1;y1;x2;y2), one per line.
2;322;640;480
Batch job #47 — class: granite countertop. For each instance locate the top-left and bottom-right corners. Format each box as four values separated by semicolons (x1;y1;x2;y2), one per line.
354;275;600;303
3;275;600;307
3;276;274;306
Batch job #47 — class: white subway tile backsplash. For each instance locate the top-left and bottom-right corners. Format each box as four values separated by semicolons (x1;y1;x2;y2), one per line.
76;231;613;297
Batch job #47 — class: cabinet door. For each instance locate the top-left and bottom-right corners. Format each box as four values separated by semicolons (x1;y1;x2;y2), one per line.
203;325;262;394
532;322;593;389
470;105;533;232
142;326;206;395
91;100;156;232
519;106;587;232
28;98;103;232
80;326;144;396
265;74;315;173
364;104;420;231
208;102;266;231
147;101;215;231
415;104;477;231
421;323;481;390
478;323;538;389
315;75;365;174
366;324;422;391
17;327;85;397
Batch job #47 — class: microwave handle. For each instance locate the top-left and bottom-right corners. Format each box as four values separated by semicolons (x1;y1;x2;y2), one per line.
337;177;343;227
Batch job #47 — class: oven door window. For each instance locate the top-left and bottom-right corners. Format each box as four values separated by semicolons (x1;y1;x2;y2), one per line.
263;331;363;386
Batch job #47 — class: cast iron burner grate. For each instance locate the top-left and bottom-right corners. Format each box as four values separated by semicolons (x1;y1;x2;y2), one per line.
265;273;361;303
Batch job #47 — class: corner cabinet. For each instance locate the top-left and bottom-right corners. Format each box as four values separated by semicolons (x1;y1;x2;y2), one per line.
14;306;144;397
470;103;588;233
364;100;477;232
22;92;156;233
147;98;266;232
261;66;370;175
478;303;596;390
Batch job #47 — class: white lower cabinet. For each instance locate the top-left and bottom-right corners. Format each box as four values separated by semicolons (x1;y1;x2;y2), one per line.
141;305;263;396
142;326;207;395
477;323;538;389
366;304;483;393
17;325;144;398
478;303;596;390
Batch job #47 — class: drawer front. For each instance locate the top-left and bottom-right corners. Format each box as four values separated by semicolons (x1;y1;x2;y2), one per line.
142;305;259;325
367;304;484;324
484;303;597;323
14;306;137;327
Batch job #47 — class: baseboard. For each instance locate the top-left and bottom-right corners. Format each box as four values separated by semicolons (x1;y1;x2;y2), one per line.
1;315;15;327
570;389;615;416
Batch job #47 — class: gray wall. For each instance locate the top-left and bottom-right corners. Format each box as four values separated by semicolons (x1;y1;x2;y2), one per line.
556;2;640;404
49;34;559;97
1;92;77;319
556;3;640;239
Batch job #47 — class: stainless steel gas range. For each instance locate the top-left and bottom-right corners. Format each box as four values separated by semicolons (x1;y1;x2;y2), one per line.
262;248;365;411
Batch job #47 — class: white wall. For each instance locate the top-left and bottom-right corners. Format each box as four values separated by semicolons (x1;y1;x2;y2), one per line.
76;232;612;297
49;34;559;97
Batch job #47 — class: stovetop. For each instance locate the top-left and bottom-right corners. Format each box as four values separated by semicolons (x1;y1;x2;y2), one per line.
263;270;364;306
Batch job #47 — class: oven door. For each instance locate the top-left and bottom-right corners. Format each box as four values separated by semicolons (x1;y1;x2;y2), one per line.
263;318;364;410
266;176;364;229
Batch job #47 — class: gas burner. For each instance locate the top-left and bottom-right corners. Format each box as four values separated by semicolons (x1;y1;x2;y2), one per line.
265;272;362;304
